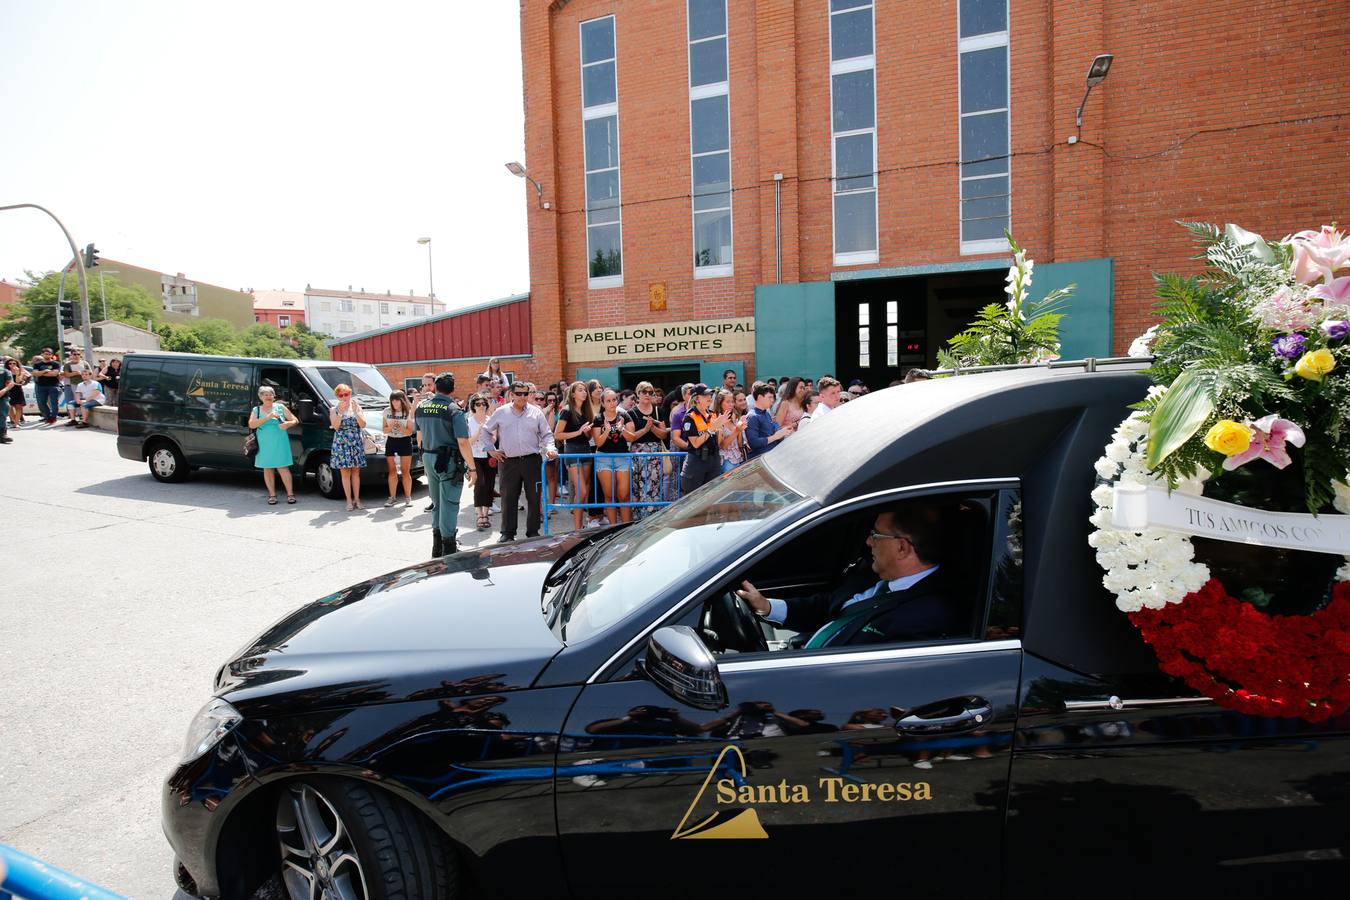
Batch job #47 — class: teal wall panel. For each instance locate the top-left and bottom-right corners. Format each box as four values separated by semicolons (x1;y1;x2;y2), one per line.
754;282;836;380
576;365;620;387
700;360;744;387
1027;258;1114;360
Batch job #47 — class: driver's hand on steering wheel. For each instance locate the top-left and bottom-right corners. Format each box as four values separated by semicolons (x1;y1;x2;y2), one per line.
735;581;769;616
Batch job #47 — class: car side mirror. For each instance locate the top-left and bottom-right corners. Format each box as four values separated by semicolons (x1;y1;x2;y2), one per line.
641;626;727;711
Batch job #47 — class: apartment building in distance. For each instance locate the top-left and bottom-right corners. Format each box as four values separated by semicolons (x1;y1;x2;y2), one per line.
304;287;445;338
252;290;306;329
97;258;255;328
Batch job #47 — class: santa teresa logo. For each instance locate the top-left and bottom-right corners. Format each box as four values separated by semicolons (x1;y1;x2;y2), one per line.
670;746;769;840
187;369;207;397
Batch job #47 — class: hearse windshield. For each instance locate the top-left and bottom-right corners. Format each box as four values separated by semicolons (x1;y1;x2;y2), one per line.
553;460;807;643
309;365;396;406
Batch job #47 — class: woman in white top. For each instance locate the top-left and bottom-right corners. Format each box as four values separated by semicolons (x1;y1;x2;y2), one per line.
466;394;497;531
382;391;416;507
481;357;510;393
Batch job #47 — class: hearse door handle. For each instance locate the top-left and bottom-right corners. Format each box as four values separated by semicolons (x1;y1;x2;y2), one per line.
891;697;993;736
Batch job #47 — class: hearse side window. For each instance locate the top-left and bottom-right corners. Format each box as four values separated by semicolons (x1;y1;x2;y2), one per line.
157;361;195;403
700;489;1021;658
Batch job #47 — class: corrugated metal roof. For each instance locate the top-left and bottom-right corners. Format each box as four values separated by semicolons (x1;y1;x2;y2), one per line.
326;292;529;347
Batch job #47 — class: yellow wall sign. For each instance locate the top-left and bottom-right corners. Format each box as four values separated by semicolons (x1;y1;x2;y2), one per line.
567;316;756;363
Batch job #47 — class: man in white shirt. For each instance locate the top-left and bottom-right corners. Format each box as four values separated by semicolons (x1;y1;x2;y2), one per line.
71;369;105;429
736;503;960;648
807;376;842;423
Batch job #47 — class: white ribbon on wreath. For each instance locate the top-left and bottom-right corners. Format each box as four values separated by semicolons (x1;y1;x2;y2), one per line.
1088;401;1350;613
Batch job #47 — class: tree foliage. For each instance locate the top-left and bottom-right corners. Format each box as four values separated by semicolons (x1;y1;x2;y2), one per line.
0;270;162;361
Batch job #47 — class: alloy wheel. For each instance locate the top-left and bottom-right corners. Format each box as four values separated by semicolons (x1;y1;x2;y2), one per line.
276;783;369;900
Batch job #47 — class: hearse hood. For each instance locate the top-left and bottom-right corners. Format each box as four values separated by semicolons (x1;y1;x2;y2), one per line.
215;535;588;715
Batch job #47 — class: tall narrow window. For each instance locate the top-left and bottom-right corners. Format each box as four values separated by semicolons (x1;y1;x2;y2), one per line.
830;0;877;265
857;302;870;368
958;0;1010;253
582;15;623;286
688;0;732;277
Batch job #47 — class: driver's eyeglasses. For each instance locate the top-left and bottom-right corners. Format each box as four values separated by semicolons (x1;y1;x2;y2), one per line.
867;529;909;543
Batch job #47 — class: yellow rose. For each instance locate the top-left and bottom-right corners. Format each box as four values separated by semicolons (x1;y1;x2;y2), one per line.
1202;419;1253;457
1294;348;1337;382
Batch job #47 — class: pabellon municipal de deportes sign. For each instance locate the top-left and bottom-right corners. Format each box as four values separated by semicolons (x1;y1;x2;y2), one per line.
567;316;755;363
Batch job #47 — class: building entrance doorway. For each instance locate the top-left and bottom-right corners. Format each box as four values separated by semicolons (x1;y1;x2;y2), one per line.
616;364;700;395
833;269;1006;389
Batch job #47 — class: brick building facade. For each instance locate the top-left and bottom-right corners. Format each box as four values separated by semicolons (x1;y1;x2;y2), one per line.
510;0;1349;391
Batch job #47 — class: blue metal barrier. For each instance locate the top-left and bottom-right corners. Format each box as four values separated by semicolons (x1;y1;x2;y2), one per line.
542;451;686;534
0;845;125;900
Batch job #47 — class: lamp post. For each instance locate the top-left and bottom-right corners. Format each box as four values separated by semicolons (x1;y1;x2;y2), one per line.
1069;54;1114;143
505;161;546;208
416;237;434;299
0;203;94;359
98;269;120;322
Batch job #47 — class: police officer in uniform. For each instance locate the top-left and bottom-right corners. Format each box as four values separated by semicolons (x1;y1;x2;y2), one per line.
414;373;473;557
679;383;723;493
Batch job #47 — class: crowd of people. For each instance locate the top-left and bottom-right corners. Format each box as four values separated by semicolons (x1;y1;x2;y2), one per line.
0;347;124;443
0;344;930;558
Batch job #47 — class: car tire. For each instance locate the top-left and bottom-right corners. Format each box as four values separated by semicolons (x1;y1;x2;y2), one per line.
275;779;459;900
313;457;343;500
147;439;189;483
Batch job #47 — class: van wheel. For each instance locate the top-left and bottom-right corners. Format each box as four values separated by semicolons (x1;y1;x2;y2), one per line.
314;458;343;499
147;440;189;483
275;779;459;900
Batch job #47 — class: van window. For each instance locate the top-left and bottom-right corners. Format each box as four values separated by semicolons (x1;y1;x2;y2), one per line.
119;358;161;403
309;365;395;405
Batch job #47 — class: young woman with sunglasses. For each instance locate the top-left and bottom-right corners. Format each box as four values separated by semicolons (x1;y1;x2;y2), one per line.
623;380;669;518
591;388;632;524
467;394;497;530
382;390;416;507
328;383;367;510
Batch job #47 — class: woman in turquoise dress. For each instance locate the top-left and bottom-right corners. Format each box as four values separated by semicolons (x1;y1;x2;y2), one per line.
248;386;298;505
328;383;368;510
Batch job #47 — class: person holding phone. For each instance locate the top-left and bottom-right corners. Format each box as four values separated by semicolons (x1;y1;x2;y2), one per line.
249;385;299;504
329;383;367;511
382;390;416;508
623;380;669;518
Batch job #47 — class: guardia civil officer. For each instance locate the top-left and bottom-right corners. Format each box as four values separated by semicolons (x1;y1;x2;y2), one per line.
415;373;473;557
679;383;723;493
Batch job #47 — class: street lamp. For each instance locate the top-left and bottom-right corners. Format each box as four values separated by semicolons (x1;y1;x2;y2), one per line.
1069;54;1114;143
416;237;434;299
98;269;120;322
505;161;547;209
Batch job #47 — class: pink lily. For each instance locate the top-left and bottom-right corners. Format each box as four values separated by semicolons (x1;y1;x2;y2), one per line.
1222;414;1307;471
1290;226;1350;285
1310;275;1350;304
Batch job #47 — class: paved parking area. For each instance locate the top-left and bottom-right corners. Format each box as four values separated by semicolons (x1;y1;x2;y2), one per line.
0;421;503;897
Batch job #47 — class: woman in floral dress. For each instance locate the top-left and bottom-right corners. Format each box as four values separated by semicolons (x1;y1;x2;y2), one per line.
623;380;669;519
328;383;367;510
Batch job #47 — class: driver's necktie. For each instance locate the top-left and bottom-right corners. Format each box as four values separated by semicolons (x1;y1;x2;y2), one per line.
803;585;898;649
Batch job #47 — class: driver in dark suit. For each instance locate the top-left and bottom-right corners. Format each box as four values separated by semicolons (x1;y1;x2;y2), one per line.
736;502;961;648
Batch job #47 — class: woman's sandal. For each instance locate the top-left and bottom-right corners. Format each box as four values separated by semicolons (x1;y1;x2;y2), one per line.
268;496;278;505
287;496;296;504
477;514;490;531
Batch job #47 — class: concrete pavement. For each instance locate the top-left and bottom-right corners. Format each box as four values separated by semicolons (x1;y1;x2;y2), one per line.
0;421;498;897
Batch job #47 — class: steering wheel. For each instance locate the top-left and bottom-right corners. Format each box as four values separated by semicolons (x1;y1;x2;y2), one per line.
707;590;769;653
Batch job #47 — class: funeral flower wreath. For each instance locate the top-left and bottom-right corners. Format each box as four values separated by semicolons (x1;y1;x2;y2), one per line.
1088;223;1350;720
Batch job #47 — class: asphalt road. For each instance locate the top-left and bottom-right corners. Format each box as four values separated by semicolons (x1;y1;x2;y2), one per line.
0;420;498;897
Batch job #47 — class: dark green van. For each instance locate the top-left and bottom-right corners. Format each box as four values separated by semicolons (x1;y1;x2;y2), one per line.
116;351;419;498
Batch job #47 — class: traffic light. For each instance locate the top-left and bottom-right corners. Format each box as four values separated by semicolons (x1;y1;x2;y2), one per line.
58;299;76;327
61;341;74;355
84;243;100;269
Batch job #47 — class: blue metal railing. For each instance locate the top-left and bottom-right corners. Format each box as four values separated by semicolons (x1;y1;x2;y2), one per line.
0;845;125;900
542;451;687;534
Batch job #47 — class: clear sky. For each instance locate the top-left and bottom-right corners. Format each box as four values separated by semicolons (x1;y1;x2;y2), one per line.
0;0;529;310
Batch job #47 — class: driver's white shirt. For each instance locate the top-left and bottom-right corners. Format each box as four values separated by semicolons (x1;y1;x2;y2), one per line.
764;566;939;628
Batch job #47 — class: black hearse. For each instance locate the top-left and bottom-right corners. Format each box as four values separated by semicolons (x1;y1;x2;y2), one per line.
116;351;417;498
163;360;1349;899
